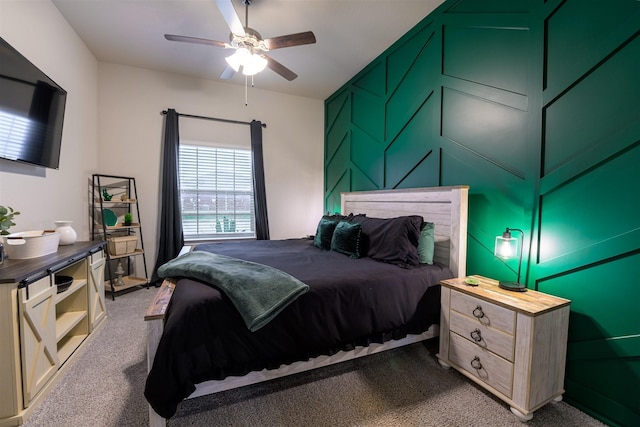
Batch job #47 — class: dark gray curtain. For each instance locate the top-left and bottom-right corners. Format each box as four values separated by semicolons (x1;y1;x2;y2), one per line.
251;120;270;240
151;109;184;285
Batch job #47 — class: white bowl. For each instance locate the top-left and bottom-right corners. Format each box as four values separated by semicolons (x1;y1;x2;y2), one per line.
3;230;60;259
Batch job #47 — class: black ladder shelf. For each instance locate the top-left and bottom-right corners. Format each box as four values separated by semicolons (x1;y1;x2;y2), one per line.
91;174;149;299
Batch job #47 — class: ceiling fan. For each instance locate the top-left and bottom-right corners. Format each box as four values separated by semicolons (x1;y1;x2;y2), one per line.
164;0;316;81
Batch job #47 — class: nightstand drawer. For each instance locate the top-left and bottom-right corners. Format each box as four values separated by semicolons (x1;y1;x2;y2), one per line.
450;310;515;361
449;332;513;397
451;290;515;335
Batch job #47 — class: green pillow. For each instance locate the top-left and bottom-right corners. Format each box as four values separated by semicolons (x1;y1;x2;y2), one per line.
417;222;435;264
330;221;363;258
313;218;339;250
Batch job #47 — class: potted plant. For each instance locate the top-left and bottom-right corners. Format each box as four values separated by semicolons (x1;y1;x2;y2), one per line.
123;212;133;226
0;205;20;235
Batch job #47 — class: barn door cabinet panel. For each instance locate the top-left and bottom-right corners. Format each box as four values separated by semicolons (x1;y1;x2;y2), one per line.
88;250;106;330
0;241;105;427
437;276;571;422
18;277;58;406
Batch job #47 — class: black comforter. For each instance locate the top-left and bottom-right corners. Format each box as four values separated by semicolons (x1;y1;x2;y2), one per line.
145;238;452;418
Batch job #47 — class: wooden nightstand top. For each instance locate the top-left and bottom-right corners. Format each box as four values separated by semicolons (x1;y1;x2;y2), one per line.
440;275;570;316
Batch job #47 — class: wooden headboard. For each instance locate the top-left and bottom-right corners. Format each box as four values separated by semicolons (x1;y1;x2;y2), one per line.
341;186;469;278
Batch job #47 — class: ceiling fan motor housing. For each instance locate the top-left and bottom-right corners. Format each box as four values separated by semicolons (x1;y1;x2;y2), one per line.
230;27;268;54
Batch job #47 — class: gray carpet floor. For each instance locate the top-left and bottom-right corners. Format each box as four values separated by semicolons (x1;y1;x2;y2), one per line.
23;287;607;427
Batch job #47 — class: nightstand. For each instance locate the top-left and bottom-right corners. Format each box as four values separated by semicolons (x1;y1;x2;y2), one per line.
437;275;571;422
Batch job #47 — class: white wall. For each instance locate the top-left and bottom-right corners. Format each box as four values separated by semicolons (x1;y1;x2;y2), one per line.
0;0;99;237
0;1;324;279
97;64;324;276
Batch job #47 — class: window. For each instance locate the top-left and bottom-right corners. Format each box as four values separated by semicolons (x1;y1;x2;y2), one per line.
179;143;255;240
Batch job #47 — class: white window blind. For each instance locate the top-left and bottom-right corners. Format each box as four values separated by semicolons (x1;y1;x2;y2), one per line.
179;144;255;239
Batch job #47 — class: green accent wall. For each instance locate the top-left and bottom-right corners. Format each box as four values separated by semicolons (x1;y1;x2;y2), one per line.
324;1;640;425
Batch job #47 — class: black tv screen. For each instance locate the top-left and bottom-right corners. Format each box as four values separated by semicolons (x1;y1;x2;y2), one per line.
0;36;67;169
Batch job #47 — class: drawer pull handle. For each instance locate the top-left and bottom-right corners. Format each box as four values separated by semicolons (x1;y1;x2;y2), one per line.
471;356;483;370
472;305;485;319
470;329;482;342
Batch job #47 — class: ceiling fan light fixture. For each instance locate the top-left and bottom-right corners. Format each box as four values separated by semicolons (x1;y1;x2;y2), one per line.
242;53;267;76
225;47;250;72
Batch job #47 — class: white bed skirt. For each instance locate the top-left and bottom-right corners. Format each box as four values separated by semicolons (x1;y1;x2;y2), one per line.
188;327;437;399
148;327;437;426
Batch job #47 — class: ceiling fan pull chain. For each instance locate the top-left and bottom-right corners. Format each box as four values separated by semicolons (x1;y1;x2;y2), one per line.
245;74;249;106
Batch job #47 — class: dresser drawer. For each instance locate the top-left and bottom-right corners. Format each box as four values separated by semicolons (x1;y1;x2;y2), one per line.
449;332;513;397
451;290;515;335
450;309;515;361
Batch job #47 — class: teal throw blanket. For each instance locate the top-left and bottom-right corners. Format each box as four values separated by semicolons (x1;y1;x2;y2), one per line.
157;251;309;332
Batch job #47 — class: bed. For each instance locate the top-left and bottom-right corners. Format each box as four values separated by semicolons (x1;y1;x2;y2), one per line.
144;186;469;426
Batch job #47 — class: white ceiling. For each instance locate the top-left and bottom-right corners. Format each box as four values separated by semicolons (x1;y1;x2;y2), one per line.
51;0;444;100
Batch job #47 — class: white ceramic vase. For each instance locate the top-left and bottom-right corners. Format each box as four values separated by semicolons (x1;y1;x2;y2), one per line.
54;220;77;245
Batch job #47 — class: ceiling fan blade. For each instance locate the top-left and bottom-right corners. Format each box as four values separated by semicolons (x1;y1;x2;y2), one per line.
220;65;236;79
263;31;316;50
215;0;245;36
164;34;229;48
265;55;298;81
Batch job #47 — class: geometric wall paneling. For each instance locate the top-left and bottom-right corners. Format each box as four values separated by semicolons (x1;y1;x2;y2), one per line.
442;23;530;95
565;358;639;427
385;27;438;141
351;126;383;189
386;22;435;95
440;74;529;111
392;149;439;190
540;126;640;198
535;143;640;268
440;147;530;239
352;89;385;143
441;87;529;179
441;148;530;283
324;170;350;215
384;93;437;188
324;1;639;421
325;131;350;195
353;58;386;98
439;135;532;218
325;89;349;131
544;0;640;94
325;92;351;159
444;0;530;14
537;254;639;344
536;252;640;427
542;34;640;177
351;166;380;193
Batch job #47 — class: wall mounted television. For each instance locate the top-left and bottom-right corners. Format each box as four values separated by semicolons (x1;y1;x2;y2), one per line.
0;36;67;170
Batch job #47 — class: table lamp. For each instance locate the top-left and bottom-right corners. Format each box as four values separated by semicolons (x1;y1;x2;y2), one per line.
494;227;526;292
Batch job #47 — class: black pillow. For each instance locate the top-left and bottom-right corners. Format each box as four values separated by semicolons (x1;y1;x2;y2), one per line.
322;212;352;221
313;217;339;250
348;214;423;267
330;221;363;258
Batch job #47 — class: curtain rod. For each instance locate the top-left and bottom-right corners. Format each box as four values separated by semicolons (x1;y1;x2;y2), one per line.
161;110;267;128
